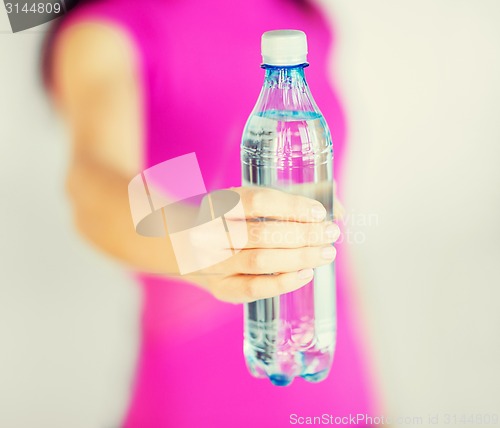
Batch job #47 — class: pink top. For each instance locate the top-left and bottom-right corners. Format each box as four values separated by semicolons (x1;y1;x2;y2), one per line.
56;0;377;426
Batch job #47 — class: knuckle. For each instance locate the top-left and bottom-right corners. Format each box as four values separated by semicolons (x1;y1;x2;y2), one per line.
275;274;292;294
245;189;263;213
248;251;266;272
245;280;260;301
211;280;235;304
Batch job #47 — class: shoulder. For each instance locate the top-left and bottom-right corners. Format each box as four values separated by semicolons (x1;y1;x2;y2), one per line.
51;20;144;176
52;20;140;98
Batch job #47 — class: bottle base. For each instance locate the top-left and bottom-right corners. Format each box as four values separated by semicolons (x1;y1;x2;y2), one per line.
269;373;294;387
245;350;333;387
300;368;329;383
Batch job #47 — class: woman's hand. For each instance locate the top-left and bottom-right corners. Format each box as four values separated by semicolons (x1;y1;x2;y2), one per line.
182;187;340;303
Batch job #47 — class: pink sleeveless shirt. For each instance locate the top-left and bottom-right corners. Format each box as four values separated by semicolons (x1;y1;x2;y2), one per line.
57;0;377;426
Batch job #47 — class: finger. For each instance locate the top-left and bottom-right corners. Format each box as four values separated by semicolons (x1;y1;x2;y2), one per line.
229;187;327;222
226;219;340;249
232;246;336;274
216;269;315;303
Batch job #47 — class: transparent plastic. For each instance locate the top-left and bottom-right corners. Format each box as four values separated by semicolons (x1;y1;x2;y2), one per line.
241;64;336;386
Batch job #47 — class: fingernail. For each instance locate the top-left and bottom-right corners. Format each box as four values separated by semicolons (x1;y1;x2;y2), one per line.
321;246;336;259
325;224;340;241
311;204;327;220
297;268;314;280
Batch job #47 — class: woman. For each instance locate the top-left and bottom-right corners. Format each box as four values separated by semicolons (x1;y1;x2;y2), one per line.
44;0;377;425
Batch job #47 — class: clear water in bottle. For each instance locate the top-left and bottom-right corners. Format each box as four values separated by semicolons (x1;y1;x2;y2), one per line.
241;111;336;386
241;31;336;386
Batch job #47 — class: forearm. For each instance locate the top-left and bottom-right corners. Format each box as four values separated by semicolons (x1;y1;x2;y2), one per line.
66;154;180;275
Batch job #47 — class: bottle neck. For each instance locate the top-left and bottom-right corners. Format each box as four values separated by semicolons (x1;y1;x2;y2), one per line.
256;64;318;115
262;64;308;89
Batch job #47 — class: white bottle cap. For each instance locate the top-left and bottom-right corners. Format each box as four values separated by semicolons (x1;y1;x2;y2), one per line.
261;30;308;66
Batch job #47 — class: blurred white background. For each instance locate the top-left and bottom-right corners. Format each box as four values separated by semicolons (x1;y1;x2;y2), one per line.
0;9;140;428
1;1;499;427
327;0;500;423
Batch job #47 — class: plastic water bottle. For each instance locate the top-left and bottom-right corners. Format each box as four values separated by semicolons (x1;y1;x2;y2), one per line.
241;30;336;386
